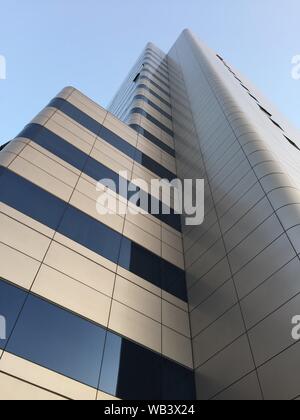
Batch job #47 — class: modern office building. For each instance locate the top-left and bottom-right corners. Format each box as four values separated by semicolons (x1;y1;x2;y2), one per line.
1;29;300;400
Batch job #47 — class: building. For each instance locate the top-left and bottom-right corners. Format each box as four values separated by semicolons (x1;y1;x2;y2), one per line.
0;29;300;400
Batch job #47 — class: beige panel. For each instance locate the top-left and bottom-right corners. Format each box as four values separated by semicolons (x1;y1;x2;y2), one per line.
162;326;193;369
91;145;134;176
30;107;57;126
45;117;93;153
113;276;161;322
0;203;55;239
0;212;51;261
0;372;66;401
123;221;161;257
0;242;40;289
162;227;183;252
9;156;73;202
67;93;107;125
97;391;120;401
126;211;161;240
103;113;138;147
54;233;117;273
109;301;161;353
70;190;125;234
33;265;112;327
162;290;189;312
162;301;190;337
48;111;96;146
0;353;97;400
117;267;161;297
162;243;185;269
0;151;17;167
44;241;116;297
19;145;79;188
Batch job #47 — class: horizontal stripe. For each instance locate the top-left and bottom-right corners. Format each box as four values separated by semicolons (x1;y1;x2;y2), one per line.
137;84;171;108
133;94;172;121
47;98;176;181
0;278;195;399
141;69;170;90
139;75;170;98
130;108;174;137
0;168;187;301
130;124;175;157
144;61;169;81
17;123;181;231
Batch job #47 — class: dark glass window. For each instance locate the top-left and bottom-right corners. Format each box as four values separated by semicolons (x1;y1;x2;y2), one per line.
19;124;87;171
162;359;196;400
130;108;174;137
49;98;102;135
58;206;122;264
139;75;170;98
7;295;106;388
133;95;172;121
100;126;137;160
0;168;67;231
99;332;122;396
0;280;27;350
118;237;161;289
162;260;187;302
130;123;175;157
137;84;171;108
117;339;162;400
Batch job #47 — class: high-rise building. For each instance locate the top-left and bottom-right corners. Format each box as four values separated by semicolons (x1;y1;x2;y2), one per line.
0;29;300;400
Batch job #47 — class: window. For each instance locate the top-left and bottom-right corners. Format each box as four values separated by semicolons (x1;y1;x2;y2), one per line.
162;260;187;302
0;168;67;231
19;124;87;171
58;206;122;264
98;332;122;396
6;295;106;388
162;358;196;400
118;237;161;289
117;338;162;400
0;280;27;350
3;281;195;398
130;123;175;157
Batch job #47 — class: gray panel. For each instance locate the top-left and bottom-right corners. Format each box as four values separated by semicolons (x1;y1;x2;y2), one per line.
193;304;245;368
241;257;300;329
234;234;296;299
190;280;237;338
195;335;255;400
212;372;262;401
248;292;300;366
258;341;300;400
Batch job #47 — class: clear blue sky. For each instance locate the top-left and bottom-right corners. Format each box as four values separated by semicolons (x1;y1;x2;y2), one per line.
0;0;299;145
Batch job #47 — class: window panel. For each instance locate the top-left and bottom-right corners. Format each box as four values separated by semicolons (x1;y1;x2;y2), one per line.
0;279;27;350
7;295;106;388
117;338;162;400
0;168;67;231
58;206;122;264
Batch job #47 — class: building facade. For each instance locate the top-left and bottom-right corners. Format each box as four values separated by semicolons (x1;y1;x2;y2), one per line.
1;29;300;400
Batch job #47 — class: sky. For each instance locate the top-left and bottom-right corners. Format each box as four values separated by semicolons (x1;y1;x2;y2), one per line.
0;0;299;145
